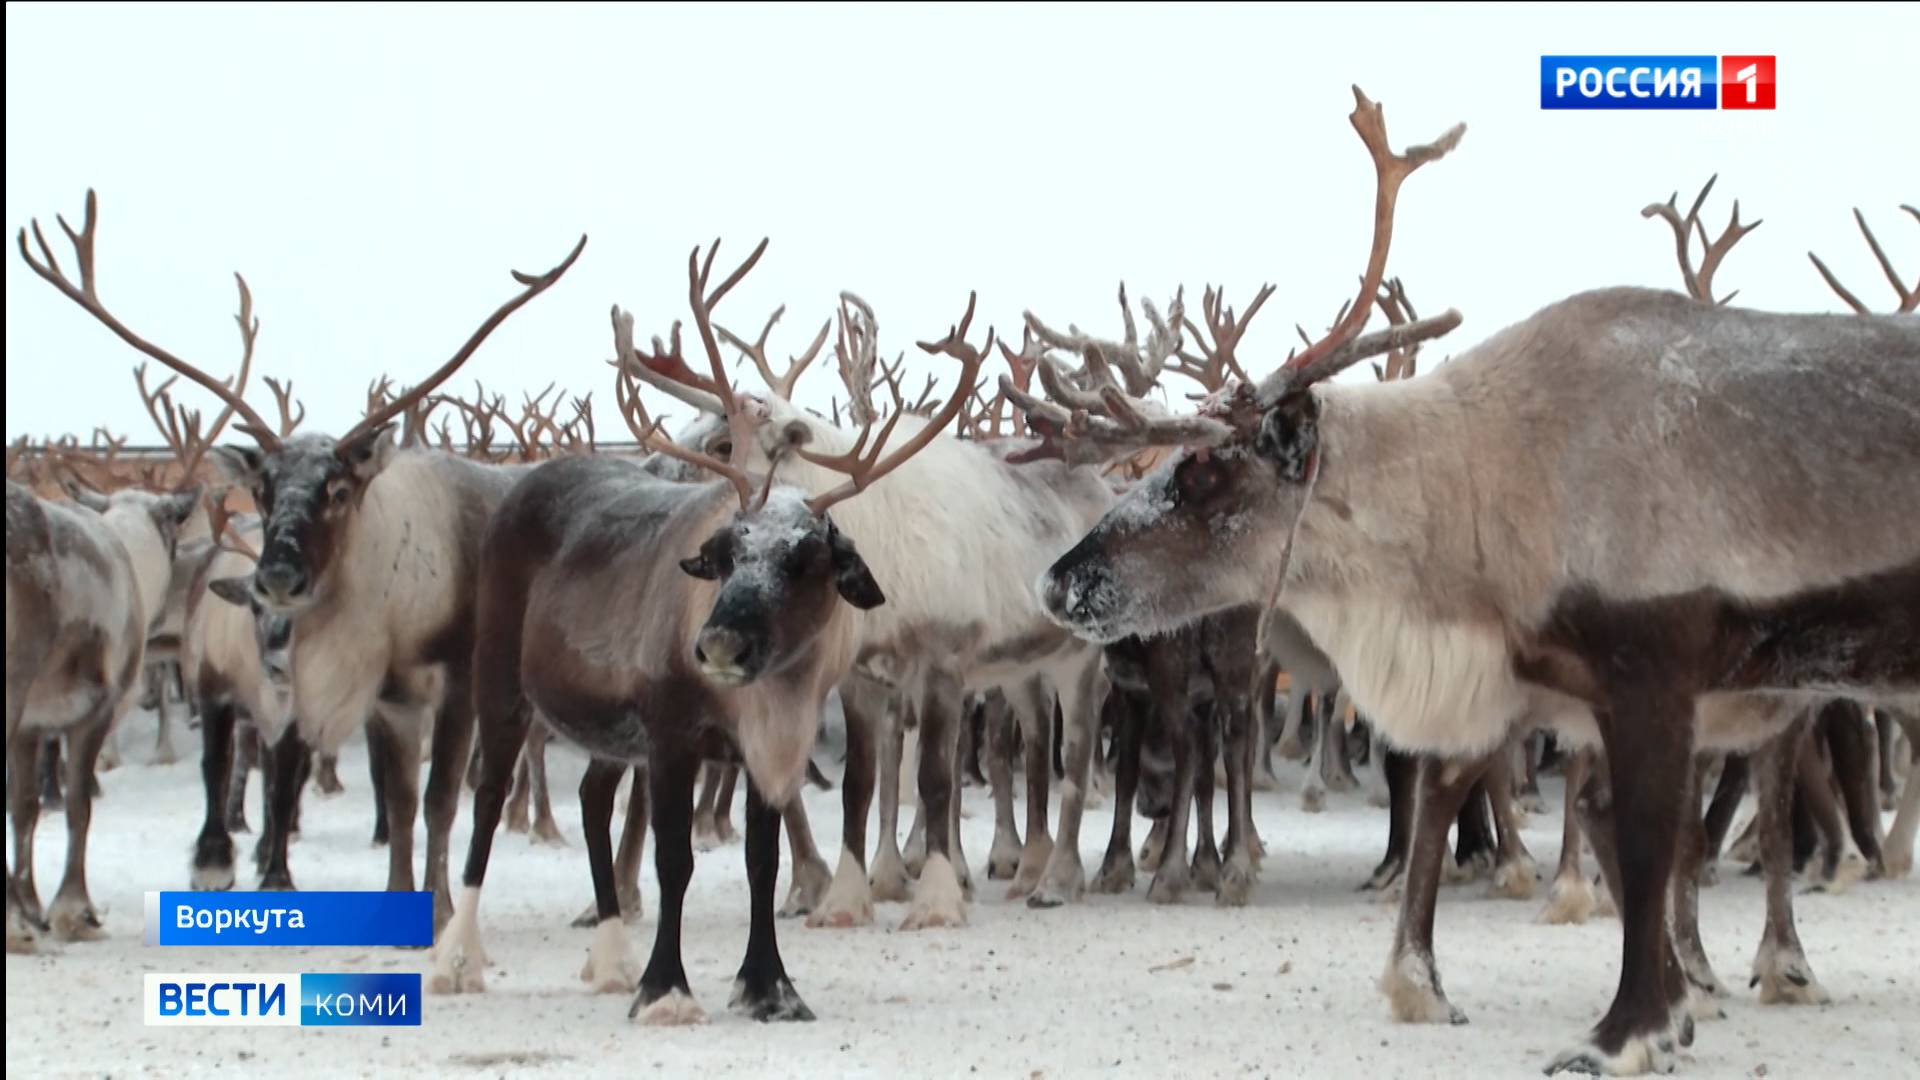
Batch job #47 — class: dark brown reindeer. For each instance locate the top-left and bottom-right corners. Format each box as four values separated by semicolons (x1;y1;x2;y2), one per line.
20;190;585;926
431;238;985;1024
1033;85;1918;1075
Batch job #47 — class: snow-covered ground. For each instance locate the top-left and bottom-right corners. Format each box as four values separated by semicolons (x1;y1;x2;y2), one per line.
6;709;1917;1079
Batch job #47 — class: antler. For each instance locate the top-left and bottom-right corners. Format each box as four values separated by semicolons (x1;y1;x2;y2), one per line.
1026;284;1187;397
1369;278;1422;382
1176;284;1272;394
1642;175;1762;306
204;490;259;561
20;191;278;448
719;306;831;401
611;238;776;510
799;293;992;516
831;293;885;428
337;233;587;449
1272;87;1465;391
1808;206;1918;315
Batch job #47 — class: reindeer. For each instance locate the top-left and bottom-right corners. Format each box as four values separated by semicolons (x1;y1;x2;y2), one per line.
1029;87;1918;1073
19;190;585;926
644;288;1116;927
431;239;983;1024
6;476;199;951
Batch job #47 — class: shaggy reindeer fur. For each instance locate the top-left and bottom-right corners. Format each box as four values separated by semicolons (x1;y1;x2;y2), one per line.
6;481;197;950
1041;288;1920;1073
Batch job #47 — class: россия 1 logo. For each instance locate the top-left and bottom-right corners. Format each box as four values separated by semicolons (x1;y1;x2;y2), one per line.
1540;56;1775;110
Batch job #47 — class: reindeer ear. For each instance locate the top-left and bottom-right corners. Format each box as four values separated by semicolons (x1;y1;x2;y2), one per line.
775;419;812;454
338;423;399;482
827;522;886;610
212;445;266;487
1254;392;1320;482
209;576;254;608
61;479;112;513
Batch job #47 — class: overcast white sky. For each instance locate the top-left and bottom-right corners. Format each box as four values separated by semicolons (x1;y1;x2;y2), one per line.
6;3;1916;444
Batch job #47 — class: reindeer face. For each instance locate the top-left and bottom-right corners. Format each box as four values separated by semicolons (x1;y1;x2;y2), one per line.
1041;394;1320;642
679;492;884;689
213;427;397;614
209;575;295;688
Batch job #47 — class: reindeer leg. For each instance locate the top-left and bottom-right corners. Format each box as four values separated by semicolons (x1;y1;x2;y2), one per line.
151;667;178;765
1253;661;1284;790
528;730;565;846
1380;753;1489;1025
777;796;832;918
312;752;344;797
8;732;46;930
569;759;640;995
812;688;876;928
868;708;911;903
984;693;1022;881
191;702;239;890
256;729;309;891
1546;685;1694;1077
1094;688;1143;894
1320;697;1359;793
1144;638;1194;904
691;763;723;851
48;708;115;941
1032;658;1103;908
503;744;533;835
1750;721;1830;1005
1274;683;1307;763
1794;722;1851;889
1885;713;1920;878
632;746;702;1024
421;667;477;935
1671;758;1729;1018
900;669;968;930
1216;674;1258;906
731;776;814;1021
225;720;256;834
1518;730;1548;815
1006;677;1054;900
1539;748;1599;924
37;734;64;811
1483;743;1539;900
431;641;516;992
1821;701;1884;878
614;766;649;922
369;715;421;895
1699;752;1748;884
1877;710;1901;813
1188;705;1222;894
1363;747;1418;893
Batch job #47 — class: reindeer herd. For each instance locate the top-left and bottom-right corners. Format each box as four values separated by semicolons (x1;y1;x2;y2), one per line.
6;89;1917;1075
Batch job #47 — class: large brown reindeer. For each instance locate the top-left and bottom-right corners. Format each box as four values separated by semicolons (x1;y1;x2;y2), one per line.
19;190;585;926
1032;87;1919;1074
433;239;985;1024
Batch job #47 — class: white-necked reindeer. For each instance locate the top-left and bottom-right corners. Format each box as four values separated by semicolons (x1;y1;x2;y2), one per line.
433;239;985;1023
19;190;585;927
1029;88;1918;1074
6;476;199;951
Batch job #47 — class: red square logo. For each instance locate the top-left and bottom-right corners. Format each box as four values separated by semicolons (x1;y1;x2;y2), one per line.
1721;55;1776;109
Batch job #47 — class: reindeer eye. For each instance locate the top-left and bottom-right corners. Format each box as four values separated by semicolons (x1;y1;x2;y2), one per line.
1173;457;1223;505
712;439;733;458
328;482;351;507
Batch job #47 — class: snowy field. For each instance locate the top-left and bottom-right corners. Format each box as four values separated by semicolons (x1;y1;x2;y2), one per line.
6;708;1916;1079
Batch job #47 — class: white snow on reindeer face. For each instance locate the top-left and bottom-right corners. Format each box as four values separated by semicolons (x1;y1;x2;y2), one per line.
1039;439;1307;643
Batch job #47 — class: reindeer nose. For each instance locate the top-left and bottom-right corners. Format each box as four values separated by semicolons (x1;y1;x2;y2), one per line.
254;563;310;606
695;628;759;685
1038;571;1076;620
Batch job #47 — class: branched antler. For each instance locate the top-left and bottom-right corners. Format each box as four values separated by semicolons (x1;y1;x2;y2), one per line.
1369;278;1422;382
1642;175;1762;306
263;376;306;437
1808;206;1918;315
720;306;831;402
1177;284;1272;393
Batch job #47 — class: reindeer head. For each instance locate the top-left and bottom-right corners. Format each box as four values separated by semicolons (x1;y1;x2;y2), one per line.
19;189;585;616
208;574;296;690
613;244;988;695
1029;88;1466;641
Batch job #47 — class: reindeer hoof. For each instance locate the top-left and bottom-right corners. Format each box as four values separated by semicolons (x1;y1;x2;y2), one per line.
1543;1030;1678;1076
1490;857;1539;901
987;835;1021;881
1380;952;1468;1026
1092;853;1136;895
47;897;106;942
1216;858;1257;907
899;855;967;930
1300;786;1328;813
6;905;43;954
579;918;639;993
1146;865;1190;905
730;976;814;1022
1539;872;1597;925
868;852;912;903
632;988;705;1026
1752;942;1830;1005
779;855;832;919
